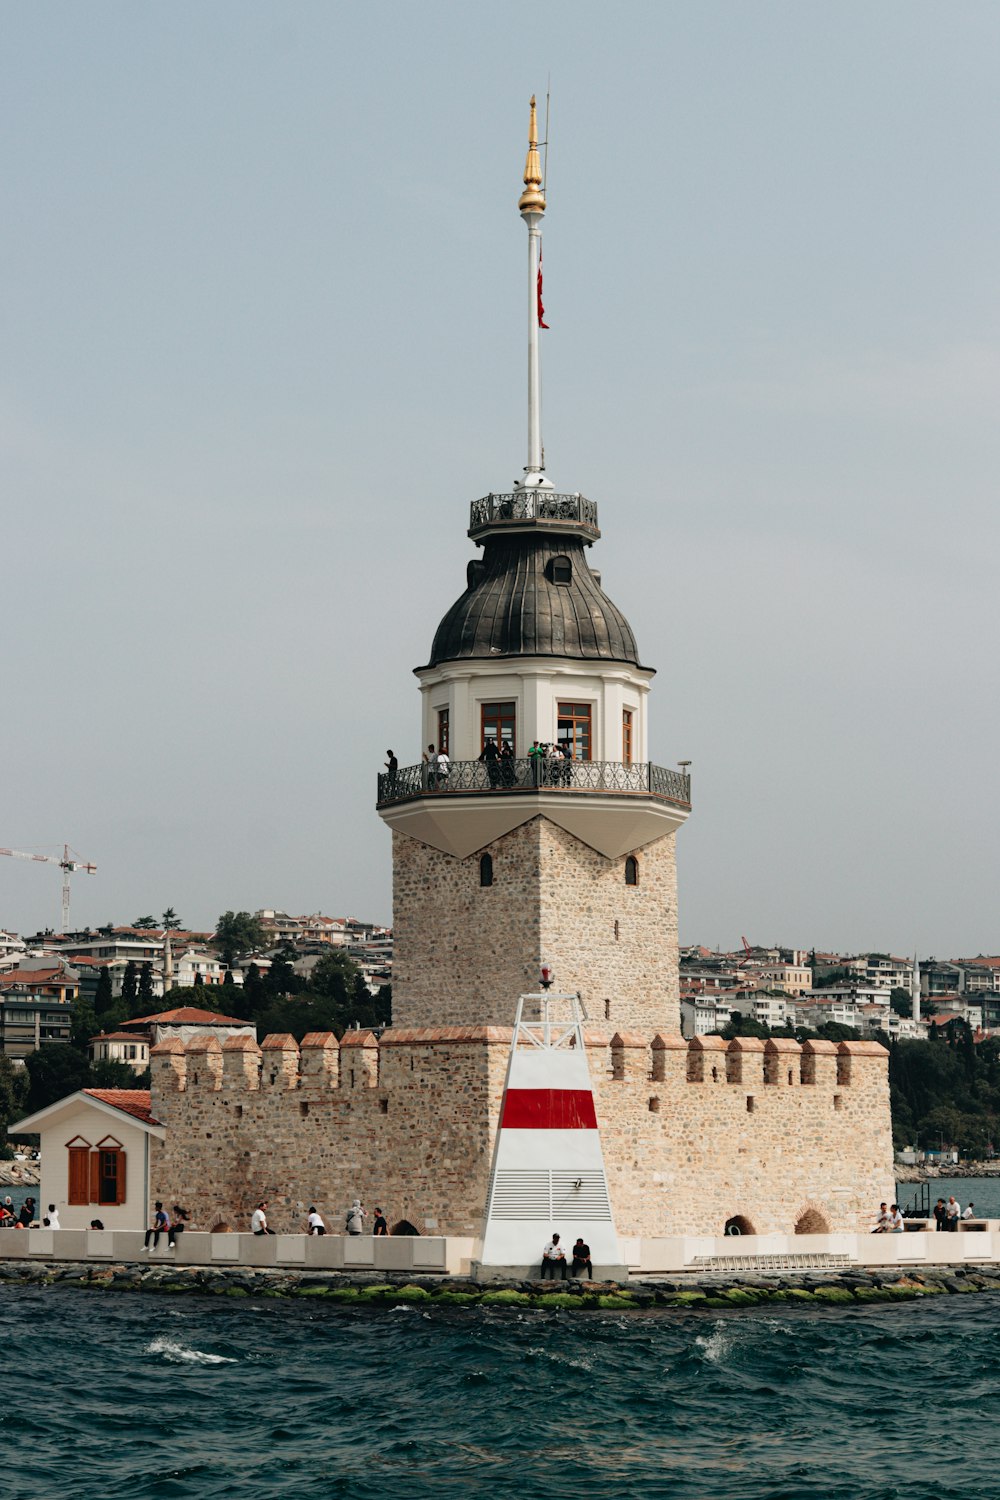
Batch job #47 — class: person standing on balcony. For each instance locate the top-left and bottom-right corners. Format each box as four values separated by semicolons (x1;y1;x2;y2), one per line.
528;741;544;785
422;744;438;790
480;737;501;788
384;750;398;794
436;746;450;786
500;739;516;786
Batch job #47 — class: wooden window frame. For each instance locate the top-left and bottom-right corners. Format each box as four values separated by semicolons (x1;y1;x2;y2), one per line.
557;702;593;762
93;1136;127;1207
436;707;450;756
66;1137;92;1206
622;708;633;766
480;701;516;753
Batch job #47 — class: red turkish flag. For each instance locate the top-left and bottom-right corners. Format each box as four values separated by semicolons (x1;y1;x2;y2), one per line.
537;250;549;329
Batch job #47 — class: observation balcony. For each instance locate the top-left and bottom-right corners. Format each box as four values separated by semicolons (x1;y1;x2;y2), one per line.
377;758;690;810
468;491;600;544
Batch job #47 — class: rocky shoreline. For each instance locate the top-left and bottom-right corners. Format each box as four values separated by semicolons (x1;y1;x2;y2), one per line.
895;1163;1000;1183
3;1260;1000;1309
0;1163;40;1187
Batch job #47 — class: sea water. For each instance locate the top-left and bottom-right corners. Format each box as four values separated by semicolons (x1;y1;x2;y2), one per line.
3;1284;999;1500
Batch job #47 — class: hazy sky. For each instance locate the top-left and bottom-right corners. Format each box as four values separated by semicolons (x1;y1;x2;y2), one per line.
4;2;999;956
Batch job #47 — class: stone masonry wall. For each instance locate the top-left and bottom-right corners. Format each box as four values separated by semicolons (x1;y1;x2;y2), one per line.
392;817;678;1036
150;1031;894;1241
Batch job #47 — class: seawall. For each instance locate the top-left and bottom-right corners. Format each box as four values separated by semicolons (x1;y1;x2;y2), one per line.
3;1258;1000;1311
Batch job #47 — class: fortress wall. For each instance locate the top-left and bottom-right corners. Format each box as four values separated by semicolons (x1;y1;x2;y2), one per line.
151;1031;892;1241
392;818;678;1035
150;1031;509;1238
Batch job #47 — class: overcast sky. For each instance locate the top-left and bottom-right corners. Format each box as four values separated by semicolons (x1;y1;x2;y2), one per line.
3;2;999;956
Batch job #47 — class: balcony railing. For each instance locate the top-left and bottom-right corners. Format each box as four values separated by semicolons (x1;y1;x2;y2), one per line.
468;492;600;538
377;758;690;808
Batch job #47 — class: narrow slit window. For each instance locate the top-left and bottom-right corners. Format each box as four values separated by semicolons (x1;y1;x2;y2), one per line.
625;856;639;886
479;853;494;887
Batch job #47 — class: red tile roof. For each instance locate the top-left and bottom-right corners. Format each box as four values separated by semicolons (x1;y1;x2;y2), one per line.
121;1007;248;1027
0;968;74;988
82;1089;160;1125
89;1031;148;1044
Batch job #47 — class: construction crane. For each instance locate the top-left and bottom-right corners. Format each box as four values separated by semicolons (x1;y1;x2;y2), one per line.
0;843;97;932
741;935;753;956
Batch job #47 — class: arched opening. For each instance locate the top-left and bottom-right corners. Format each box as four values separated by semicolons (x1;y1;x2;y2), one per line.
624;856;639;886
479;852;494;887
210;1221;232;1234
724;1215;756;1237
391;1219;420;1237
794;1208;830;1236
546;554;572;585
648;1096;660;1113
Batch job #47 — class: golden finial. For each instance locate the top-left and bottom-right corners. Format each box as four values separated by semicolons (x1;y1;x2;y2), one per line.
518;94;546;216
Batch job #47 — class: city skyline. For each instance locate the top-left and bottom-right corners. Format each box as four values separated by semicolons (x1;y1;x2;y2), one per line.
5;3;1000;951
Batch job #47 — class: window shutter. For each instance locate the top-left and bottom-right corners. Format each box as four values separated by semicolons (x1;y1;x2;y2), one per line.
68;1148;89;1206
115;1150;127;1205
89;1151;100;1204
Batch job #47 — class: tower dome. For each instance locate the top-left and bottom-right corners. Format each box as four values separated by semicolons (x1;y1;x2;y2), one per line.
428;528;640;668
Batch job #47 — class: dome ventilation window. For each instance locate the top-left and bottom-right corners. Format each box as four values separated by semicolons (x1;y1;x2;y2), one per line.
467;560;486;591
546;555;572;585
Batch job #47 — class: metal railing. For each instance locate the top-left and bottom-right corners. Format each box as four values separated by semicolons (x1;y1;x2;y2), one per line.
469;492;600;535
377;758;690;807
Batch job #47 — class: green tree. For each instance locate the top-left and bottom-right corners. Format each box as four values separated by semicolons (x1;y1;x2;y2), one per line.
137;962;155;1009
162;908;182;931
24;1045;89;1114
133;915;158;929
889;987;913;1017
222;967;235;988
215;911;268;967
263;944;300;1000
94;966;114;1019
0;1057;29;1148
70;995;99;1050
121;961;139;1017
716;1014;770;1040
89;1059;145;1090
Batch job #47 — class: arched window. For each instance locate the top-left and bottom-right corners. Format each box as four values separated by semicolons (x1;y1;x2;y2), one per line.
479;853;494;887
547;555;572;585
624;855;638;886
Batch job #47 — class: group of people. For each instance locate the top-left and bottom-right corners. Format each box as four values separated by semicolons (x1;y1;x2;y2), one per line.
933;1195;976;1231
396;739;582;795
873;1196;978;1233
419;744;450;790
0;1196;37;1229
540;1233;594;1280
527;740;576;786
142;1202;190;1251
251;1199;390;1237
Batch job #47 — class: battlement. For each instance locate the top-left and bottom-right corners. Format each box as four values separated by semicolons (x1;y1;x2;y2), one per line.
150;1028;886;1096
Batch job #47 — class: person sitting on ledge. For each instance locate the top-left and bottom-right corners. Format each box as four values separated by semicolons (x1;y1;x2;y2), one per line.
306;1206;326;1236
251;1201;276;1236
946;1195;962;1231
887;1204;904;1233
571;1238;593;1279
372;1207;388;1237
933;1197;947;1231
540;1233;567;1279
871;1202;890;1233
963;1202;976;1221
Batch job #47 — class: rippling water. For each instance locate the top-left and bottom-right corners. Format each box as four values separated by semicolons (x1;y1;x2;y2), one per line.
3;1286;999;1500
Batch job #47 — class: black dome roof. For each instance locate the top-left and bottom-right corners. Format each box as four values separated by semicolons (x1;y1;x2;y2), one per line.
427;534;640;668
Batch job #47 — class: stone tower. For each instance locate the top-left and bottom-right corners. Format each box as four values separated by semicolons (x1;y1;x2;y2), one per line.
377;98;691;1037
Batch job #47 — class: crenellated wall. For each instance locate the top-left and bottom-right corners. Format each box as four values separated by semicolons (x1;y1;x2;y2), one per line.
150;1030;893;1241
